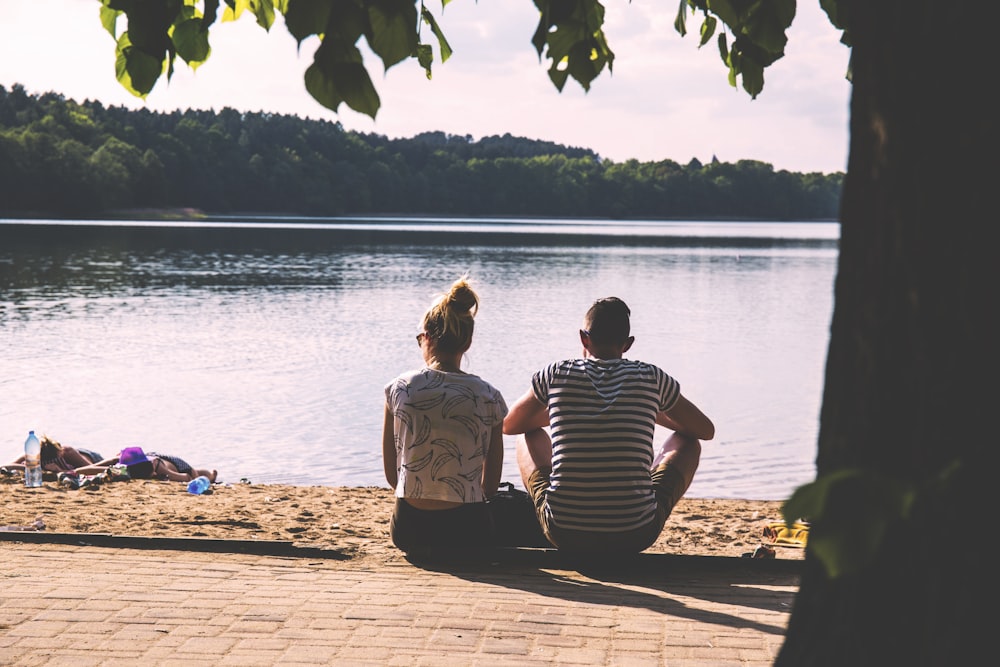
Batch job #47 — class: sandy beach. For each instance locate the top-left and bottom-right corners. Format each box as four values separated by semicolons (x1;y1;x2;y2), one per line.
0;474;804;565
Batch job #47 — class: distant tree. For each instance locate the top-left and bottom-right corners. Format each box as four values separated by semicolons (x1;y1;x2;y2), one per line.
0;83;839;220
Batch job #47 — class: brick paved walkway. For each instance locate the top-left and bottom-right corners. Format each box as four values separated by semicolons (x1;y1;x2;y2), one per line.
0;540;799;665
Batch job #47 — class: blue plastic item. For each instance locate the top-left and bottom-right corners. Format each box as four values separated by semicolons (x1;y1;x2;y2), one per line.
187;475;211;494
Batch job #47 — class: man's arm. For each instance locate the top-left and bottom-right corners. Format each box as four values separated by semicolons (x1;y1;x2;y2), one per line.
657;394;715;440
502;390;550;435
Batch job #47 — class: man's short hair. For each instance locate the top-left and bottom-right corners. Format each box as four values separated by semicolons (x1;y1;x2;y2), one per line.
584;297;631;345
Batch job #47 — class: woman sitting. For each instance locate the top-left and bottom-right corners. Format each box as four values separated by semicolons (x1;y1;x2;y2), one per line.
382;275;507;561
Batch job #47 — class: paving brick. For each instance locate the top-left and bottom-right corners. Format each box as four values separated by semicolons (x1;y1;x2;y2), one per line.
0;542;798;666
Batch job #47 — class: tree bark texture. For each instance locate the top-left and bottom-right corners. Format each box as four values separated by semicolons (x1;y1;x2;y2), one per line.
776;2;994;665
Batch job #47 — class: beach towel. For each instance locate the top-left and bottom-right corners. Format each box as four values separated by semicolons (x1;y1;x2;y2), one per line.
763;520;810;548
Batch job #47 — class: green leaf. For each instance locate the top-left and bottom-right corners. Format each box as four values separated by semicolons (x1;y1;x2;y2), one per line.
740;58;764;98
102;0;132;12
172;18;212;67
249;0;276;30
716;31;729;66
305;38;380;117
674;0;689;37
222;0;250;22
122;1;174;56
547;62;571;92
674;0;795;98
531;19;547;58
820;0;844;28
420;6;453;63
325;1;367;43
699;15;716;47
368;0;419;69
783;469;915;579
546;22;587;64
563;41;605;92
532;0;584;59
203;0;220;27
580;0;607;32
706;0;740;28
100;5;120;38
305;62;380;117
744;0;793;54
283;0;331;42
115;32;163;98
531;0;612;93
415;43;433;79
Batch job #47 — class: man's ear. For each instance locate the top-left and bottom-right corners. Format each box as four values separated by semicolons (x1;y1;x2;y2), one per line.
622;336;635;353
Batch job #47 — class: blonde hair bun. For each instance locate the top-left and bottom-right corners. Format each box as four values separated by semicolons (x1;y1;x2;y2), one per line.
422;274;480;353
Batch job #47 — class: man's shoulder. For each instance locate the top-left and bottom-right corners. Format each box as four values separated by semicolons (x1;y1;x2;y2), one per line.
540;358;589;374
539;358;665;371
620;358;667;371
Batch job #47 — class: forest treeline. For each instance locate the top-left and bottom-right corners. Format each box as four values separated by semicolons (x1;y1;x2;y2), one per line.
0;84;842;220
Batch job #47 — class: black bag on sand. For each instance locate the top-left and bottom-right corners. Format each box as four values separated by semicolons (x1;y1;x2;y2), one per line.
488;481;550;548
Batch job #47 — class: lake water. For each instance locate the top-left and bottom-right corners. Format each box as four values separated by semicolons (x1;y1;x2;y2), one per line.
0;217;839;500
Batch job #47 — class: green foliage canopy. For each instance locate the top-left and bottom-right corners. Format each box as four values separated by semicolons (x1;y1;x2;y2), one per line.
98;1;849;117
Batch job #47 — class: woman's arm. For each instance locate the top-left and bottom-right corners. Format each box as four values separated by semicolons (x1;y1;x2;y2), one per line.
381;403;398;489
481;424;504;498
657;394;715;440
71;455;120;476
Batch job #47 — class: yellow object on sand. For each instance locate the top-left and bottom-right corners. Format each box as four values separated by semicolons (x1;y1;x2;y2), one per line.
763;520;810;548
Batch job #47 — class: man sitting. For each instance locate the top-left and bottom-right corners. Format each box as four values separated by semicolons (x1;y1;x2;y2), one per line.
503;296;714;555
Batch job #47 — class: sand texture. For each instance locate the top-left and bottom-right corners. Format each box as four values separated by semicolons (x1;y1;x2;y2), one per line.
1;475;804;565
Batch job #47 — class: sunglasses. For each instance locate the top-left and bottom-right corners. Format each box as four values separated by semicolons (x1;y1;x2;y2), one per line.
415;332;425;345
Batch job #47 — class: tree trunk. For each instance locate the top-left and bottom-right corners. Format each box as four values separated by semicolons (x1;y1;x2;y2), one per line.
776;2;994;665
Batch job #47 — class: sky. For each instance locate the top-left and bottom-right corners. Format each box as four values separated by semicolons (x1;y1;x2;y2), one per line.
0;1;852;174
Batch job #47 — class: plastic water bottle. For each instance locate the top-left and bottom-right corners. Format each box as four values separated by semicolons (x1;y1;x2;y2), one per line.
187;475;211;495
24;431;43;488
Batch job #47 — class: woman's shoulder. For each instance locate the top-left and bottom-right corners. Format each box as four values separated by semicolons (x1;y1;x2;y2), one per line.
385;367;428;387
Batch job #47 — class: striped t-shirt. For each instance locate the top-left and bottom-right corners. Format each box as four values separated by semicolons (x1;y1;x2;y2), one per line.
531;358;680;533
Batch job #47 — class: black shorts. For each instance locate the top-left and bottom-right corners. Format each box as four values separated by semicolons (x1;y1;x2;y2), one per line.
389;499;494;559
525;463;687;554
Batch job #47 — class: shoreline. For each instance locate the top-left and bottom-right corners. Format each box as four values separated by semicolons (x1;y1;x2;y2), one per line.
1;477;804;566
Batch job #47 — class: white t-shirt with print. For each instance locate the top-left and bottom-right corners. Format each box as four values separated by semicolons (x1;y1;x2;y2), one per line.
385;367;508;503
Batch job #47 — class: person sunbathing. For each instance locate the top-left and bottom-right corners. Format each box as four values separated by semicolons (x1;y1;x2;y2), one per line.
70;446;218;484
3;435;103;479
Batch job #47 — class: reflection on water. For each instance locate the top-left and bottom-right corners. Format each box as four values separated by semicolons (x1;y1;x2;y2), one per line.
0;218;838;500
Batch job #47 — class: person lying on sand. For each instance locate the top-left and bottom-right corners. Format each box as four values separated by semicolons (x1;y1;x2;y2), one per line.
3;434;103;479
70;446;217;484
